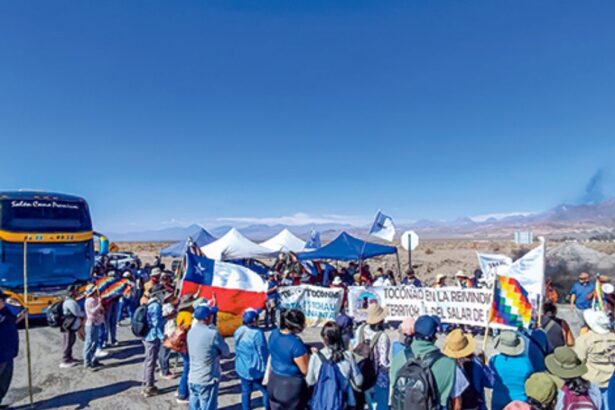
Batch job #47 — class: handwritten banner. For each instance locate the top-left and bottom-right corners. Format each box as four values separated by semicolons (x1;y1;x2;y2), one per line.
279;285;344;327
347;286;493;327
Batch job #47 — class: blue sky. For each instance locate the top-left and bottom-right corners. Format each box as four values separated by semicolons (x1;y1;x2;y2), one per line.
1;0;614;233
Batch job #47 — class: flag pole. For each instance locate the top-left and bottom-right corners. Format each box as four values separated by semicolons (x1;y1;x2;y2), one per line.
536;237;546;328
482;268;497;353
23;240;34;407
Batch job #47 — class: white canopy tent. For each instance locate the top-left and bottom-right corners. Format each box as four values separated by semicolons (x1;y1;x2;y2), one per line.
260;228;306;253
200;228;276;260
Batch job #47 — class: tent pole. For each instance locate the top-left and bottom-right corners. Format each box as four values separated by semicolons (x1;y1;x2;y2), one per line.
395;250;402;283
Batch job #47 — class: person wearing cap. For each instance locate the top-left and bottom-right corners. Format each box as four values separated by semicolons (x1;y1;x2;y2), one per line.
158;303;177;381
410;315;468;409
0;289;19;409
433;274;447;288
526;373;558;409
60;284;85;369
142;284;166;397
187;304;230;410
306;321;363;408
268;309;310;410
543;346;602;409
389;317;416;404
175;294;196;404
234;308;269;410
574;309;615;407
569;272;595;325
83;285;105;370
401;268;423;287
489;330;535;410
443;329;493;410
541;302;575;349
354;303;391;410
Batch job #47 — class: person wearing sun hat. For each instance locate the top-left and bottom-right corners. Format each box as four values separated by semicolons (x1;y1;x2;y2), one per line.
489;331;535;410
443;329;492;410
433;274;447;288
525;372;558;410
354;303;391;410
544;346;602;409
234;308;269;410
575;309;615;407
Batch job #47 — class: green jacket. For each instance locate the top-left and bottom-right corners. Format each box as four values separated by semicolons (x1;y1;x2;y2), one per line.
410;339;456;406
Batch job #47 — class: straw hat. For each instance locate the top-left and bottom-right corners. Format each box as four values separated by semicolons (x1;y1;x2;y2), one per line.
442;329;476;359
178;294;196;310
455;270;467;278
366;304;388;325
545;347;587;379
583;309;610;335
494;330;525;356
525;373;557;405
436;274;447;282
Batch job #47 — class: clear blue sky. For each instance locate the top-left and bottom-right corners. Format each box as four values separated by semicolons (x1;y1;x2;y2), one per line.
1;0;614;232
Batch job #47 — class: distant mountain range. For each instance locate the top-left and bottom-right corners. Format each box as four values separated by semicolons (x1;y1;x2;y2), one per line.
107;197;615;242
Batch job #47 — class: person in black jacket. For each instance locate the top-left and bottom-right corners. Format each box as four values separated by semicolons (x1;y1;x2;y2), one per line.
0;289;20;409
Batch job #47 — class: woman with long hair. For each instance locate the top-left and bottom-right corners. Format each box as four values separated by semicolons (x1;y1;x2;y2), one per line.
306;322;363;408
267;309;310;410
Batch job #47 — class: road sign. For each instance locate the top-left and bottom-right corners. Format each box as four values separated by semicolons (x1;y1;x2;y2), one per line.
400;230;419;251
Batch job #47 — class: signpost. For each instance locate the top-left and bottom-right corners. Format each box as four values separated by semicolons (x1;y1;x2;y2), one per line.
400;230;419;270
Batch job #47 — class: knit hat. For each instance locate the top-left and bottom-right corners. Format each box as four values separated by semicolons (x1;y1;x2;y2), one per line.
414;315;440;339
494;330;525;356
442;329;476;359
545;347;587;379
366;304;388;325
525;373;557;405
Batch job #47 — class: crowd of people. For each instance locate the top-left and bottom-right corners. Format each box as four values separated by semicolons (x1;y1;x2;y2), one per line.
0;256;614;410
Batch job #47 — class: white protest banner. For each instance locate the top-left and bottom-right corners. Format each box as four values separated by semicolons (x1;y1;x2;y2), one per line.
279;285;344;327
347;286;492;327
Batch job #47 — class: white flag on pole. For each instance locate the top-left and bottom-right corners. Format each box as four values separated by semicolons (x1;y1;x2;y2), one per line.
369;210;396;242
476;252;513;284
506;241;545;298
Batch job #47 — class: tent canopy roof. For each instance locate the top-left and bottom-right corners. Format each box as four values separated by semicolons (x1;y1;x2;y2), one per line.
201;228;276;260
160;227;216;257
297;231;397;261
260;228;306;253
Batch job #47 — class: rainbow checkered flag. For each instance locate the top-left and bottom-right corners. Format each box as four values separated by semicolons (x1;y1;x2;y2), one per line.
490;275;533;328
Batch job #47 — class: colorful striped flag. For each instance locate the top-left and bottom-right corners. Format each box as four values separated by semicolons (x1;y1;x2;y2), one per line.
490;275;533;328
95;277;133;301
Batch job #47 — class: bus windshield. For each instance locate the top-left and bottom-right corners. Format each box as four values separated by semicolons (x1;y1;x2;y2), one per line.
1;199;92;232
0;241;93;290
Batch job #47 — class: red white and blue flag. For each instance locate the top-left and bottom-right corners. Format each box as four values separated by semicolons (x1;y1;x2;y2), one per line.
180;251;267;315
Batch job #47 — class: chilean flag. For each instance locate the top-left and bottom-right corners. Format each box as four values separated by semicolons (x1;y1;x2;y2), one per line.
180;251;267;315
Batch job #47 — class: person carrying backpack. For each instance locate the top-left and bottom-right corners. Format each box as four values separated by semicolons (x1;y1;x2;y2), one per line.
141;284;166;397
307;321;363;410
60;284;85;369
408;315;469;410
442;329;492;410
353;303;391;410
541;303;574;349
544;347;601;410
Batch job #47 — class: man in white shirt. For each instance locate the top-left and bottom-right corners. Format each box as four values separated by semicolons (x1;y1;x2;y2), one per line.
60;285;85;368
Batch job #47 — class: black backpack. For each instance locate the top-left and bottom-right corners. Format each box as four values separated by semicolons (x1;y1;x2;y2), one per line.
391;350;440;410
46;301;65;328
131;304;150;338
352;324;382;392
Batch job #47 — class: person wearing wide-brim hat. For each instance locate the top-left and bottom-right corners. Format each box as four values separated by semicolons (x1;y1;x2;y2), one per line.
442;329;491;409
489;331;534;410
574;309;615;396
354;303;391;410
433;274;447;288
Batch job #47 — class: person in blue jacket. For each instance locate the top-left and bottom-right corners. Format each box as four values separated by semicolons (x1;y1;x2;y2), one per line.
234;308;269;410
0;289;20;409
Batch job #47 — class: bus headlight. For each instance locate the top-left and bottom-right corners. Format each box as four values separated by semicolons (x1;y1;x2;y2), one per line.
5;297;22;307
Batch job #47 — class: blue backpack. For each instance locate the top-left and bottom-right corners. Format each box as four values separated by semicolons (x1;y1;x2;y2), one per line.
310;352;349;410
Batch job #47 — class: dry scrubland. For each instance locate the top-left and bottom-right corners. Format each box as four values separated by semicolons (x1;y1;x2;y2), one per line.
120;238;615;297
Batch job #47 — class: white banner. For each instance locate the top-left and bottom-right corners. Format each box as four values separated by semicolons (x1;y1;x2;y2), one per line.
476;252;513;285
507;242;545;300
279;285;344;327
347;286;493;327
